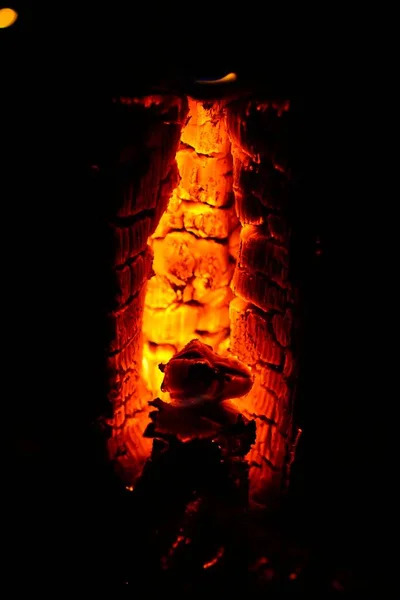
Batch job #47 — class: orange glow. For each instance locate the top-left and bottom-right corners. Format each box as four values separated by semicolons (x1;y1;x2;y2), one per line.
110;95;295;505
0;7;18;28
142;98;236;400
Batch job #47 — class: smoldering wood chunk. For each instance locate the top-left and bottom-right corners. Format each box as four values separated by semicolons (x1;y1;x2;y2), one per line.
159;339;253;406
152;231;232;288
107;285;147;353
229;298;283;367
114;247;154;307
145;398;255;451
144;399;223;442
112;216;152;267
226;100;289;169
154;195;238;240
176;148;233;207
238;225;289;288
272;310;293;347
181;98;231;155
232;267;286;313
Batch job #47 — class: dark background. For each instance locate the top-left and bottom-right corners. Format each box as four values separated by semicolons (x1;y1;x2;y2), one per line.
4;3;385;590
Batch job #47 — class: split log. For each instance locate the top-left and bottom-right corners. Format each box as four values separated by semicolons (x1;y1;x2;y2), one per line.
227;98;296;505
105;94;188;471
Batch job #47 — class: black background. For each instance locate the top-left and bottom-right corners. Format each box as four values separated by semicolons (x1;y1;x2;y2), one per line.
3;3;386;590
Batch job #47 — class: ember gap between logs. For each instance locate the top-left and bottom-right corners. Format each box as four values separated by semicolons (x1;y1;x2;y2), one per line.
105;93;299;508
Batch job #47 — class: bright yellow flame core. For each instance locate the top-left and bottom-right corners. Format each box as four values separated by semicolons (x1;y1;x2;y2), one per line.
0;8;18;28
141;98;235;400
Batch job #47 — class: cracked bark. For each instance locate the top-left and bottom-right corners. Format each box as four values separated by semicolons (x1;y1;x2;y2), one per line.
226;99;298;506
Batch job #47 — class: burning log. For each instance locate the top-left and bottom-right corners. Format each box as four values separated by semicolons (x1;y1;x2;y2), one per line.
227;99;297;506
105;94;298;508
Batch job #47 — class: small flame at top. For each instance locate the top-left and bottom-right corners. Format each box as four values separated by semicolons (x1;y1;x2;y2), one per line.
195;73;237;85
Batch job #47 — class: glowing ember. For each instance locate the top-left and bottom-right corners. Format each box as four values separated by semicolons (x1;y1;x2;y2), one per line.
108;94;297;504
142;99;236;404
159;339;253;406
203;547;225;569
